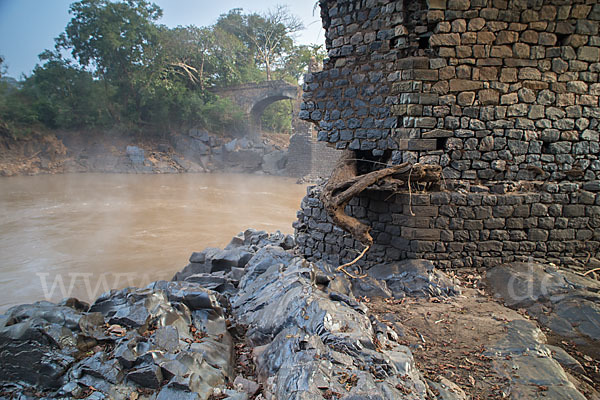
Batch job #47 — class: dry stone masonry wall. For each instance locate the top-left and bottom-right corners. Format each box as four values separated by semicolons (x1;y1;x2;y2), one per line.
296;0;600;269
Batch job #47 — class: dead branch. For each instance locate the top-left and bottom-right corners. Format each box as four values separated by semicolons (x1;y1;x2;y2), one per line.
321;150;441;247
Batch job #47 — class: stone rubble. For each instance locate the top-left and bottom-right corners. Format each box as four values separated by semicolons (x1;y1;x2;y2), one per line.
0;229;596;399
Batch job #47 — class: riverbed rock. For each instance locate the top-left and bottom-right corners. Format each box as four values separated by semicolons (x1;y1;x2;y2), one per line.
0;277;239;398
0;302;81;390
171;154;206;173
126;145;145;165
224;149;263;171
486;262;600;343
487;319;586;400
211;247;253;272
262;150;288;175
232;255;427;399
368;259;461;298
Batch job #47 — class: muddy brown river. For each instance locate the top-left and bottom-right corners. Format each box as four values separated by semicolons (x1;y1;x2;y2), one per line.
0;173;307;312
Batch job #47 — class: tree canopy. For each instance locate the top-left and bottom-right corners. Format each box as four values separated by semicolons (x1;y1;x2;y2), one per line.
0;0;326;136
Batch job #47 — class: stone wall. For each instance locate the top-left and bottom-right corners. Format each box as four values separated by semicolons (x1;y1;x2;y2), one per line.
296;0;600;269
295;181;600;268
286;130;340;179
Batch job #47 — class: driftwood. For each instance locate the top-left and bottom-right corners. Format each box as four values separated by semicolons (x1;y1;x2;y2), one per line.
321;151;442;276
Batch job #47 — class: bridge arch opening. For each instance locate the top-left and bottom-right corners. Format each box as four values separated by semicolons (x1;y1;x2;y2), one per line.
250;95;295;129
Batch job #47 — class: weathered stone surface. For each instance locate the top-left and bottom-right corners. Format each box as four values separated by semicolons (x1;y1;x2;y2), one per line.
488;320;587;400
486;262;600;343
232;255;427;399
368;260;461;299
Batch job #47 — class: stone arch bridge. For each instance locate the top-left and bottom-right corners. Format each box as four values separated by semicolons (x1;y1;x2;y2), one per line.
211;80;299;129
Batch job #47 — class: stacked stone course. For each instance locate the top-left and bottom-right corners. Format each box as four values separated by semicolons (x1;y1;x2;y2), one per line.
296;181;600;268
295;0;600;268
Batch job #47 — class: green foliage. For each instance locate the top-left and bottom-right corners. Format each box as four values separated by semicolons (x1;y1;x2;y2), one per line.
28;53;111;128
197;96;246;134
0;80;39;125
1;1;316;136
56;0;164;123
261;100;292;134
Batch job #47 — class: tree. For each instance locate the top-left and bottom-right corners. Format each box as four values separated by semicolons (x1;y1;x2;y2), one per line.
247;6;303;81
26;51;110;128
277;43;326;81
217;6;303;81
159;24;248;90
56;0;163;122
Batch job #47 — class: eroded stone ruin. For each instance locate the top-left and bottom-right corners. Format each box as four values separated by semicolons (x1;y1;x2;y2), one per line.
296;0;600;270
2;1;600;399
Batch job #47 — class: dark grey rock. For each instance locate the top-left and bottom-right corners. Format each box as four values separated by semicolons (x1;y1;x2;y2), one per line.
157;386;200;400
0;302;81;390
154;326;180;353
232;253;427;399
488;320;586;399
150;280;225;312
224;149;263;170
486;262;570;308
238;245;294;290
126;364;163;389
172;262;211;281
189;252;206;263
486;262;600;342
262;150;287;175
553;298;600;341
368;260;461;298
351;276;393;298
233;375;260;396
547;345;585;373
211;248;253;272
184;273;236;295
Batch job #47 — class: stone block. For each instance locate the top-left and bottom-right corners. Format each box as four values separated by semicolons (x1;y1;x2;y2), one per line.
468;18;486;31
449;79;484;91
427;0;447;9
430;33;461;46
411;206;439;217
479;241;503;252
578;47;600;62
496;31;518;44
528;229;549;241
457;92;476;106
448;0;470;10
477;31;496;44
563;205;585;217
549;229;575;240
408;139;438;151
401;227;441;240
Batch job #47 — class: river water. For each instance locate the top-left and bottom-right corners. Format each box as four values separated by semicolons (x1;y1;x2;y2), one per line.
0;173;307;312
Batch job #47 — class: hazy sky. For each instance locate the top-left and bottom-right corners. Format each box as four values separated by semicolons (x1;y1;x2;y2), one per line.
0;0;325;79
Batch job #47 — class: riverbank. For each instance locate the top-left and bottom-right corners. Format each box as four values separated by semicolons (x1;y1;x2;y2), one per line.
0;129;291;177
0;228;598;399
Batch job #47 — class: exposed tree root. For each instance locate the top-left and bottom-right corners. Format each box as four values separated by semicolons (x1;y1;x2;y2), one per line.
584;267;600;276
322;151;409;246
336;245;370;279
321;151;441;277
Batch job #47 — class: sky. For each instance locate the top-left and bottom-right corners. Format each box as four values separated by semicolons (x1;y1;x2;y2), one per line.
0;0;325;79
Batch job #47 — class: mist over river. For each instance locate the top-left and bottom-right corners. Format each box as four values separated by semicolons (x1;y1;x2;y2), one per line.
0;173;307;312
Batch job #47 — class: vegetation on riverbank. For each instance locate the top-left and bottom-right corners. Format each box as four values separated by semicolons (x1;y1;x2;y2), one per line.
0;0;325;139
